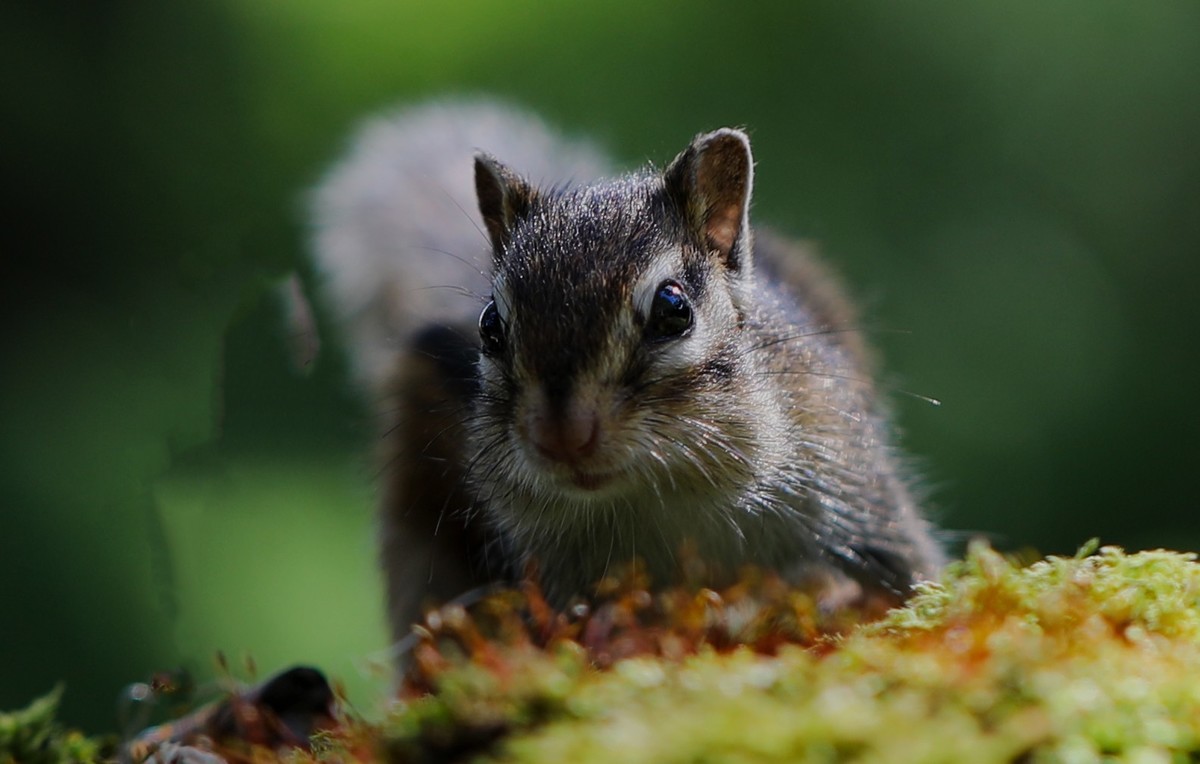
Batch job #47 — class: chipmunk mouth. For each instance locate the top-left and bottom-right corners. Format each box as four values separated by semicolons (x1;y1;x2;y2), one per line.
517;449;622;495
527;459;623;494
568;469;615;491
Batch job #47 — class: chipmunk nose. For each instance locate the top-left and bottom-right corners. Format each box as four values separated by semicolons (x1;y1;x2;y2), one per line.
527;407;601;464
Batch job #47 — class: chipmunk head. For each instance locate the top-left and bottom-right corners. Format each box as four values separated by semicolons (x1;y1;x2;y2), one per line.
470;129;769;515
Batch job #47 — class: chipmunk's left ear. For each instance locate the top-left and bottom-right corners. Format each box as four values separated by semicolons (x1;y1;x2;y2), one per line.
664;128;754;273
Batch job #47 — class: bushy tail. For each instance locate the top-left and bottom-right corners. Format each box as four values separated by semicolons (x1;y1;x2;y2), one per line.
308;98;609;395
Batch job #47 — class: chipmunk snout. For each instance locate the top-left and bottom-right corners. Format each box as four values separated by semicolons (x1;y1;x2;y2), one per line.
525;403;601;465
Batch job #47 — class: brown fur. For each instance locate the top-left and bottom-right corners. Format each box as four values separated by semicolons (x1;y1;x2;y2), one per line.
377;324;493;634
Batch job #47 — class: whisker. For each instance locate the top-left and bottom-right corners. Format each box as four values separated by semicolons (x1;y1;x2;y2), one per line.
409;283;486;300
410;243;487;277
435;186;492;250
895;389;942;407
752;369;942;407
744;324;861;352
744;323;916;353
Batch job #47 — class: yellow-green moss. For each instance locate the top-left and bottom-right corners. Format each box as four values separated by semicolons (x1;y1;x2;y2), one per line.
371;543;1200;763
0;688;104;764
11;544;1200;763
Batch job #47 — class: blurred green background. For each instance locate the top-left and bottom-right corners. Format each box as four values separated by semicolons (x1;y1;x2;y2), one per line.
3;0;1198;733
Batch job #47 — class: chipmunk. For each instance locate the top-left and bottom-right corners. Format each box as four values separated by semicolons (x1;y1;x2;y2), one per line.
310;100;944;646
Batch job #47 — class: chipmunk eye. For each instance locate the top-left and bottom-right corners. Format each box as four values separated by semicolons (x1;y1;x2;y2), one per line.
644;280;693;342
479;300;505;355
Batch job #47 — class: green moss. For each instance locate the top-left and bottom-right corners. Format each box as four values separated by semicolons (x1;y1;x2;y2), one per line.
0;688;105;764
370;543;1200;763
12;544;1200;763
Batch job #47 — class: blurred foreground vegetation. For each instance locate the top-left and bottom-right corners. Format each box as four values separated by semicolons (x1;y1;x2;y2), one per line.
8;545;1200;762
2;0;1198;733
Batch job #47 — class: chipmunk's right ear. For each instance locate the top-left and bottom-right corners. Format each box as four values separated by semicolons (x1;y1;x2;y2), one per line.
475;153;537;257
